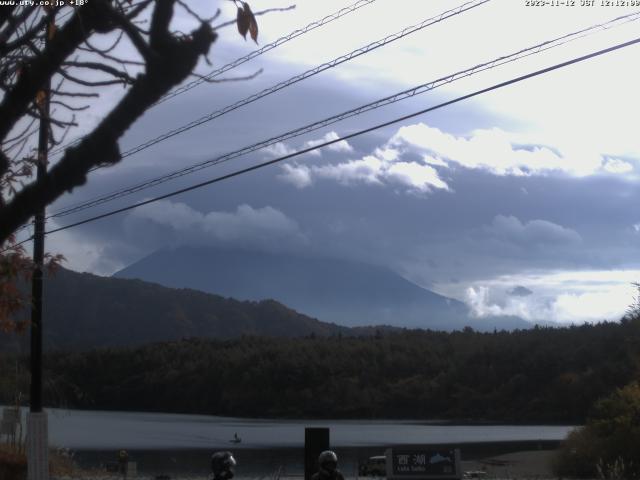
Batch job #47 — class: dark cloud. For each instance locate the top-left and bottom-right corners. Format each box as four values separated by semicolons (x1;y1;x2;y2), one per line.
42;55;640;295
50;136;640;286
509;286;533;297
485;214;581;246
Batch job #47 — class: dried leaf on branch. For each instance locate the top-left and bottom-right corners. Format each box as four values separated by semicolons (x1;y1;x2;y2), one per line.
236;2;258;43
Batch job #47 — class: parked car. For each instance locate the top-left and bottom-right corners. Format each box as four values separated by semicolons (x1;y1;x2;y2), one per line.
359;455;386;476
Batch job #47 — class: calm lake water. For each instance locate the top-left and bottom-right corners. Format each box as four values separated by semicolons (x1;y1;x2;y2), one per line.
38;408;574;450
11;408;576;475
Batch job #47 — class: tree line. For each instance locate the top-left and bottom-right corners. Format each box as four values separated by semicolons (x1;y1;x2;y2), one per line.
1;317;639;423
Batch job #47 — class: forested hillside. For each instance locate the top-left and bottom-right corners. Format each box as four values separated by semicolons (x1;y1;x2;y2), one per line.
4;318;636;423
0;267;349;352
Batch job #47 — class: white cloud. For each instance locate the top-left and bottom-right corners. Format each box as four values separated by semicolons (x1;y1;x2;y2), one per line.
44;221;129;276
280;122;638;193
390;123;639;178
265;133;354;160
278;157;384;188
466;283;634;324
465;286;503;318
278;163;312;188
278;131;451;193
304;131;354;156
393;123;588;176
386;161;449;192
275;121;638;196
313;155;383;185
374;147;400;162
422;154;448;167
279;152;449;193
465;285;550;323
551;288;634;323
263;142;296;158
604;157;634;174
455;269;640;324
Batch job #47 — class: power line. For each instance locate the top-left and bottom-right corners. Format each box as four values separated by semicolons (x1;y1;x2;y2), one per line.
48;0;379;158
12;0;488;237
4;32;639;252
44;0;490;217
47;10;640;220
100;0;489;163
40;36;640;238
157;0;379;105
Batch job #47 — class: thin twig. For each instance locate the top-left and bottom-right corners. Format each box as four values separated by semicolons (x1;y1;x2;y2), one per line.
189;67;263;83
62;60;136;83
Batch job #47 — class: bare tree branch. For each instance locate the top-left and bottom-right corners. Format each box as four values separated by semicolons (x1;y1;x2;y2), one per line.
78;40;145;66
25;107;77;128
2;116;38;145
110;7;156;63
0;0;294;328
58;68;129;87
178;1;221;24
50;89;99;98
0;9;54;57
0;2;218;242
189;67;262;83
62;61;136;84
125;0;155;20
80;30;125;55
50;100;90;112
0;1;117;141
0;6;37;47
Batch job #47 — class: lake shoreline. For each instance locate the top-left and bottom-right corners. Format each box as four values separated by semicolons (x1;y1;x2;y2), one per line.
71;439;561;455
36;405;578;426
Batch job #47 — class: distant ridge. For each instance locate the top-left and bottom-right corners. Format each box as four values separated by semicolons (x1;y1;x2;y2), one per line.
1;267;349;352
114;246;529;331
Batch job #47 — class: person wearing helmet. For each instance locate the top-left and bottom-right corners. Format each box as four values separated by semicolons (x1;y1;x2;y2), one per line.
211;451;237;480
312;450;345;480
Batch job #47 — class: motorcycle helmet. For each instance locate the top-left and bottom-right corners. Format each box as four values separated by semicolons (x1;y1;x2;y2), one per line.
211;451;237;480
319;450;338;474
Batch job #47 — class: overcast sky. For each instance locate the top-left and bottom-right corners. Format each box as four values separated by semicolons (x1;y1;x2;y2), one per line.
21;0;640;325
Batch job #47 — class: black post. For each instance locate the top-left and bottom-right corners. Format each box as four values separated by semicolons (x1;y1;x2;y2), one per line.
30;10;55;415
305;427;330;480
30;56;49;415
27;17;53;480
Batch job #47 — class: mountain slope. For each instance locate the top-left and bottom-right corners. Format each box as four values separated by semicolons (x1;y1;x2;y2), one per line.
114;246;528;330
2;267;349;352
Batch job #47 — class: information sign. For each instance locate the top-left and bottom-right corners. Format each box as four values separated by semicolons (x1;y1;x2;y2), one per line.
385;448;461;479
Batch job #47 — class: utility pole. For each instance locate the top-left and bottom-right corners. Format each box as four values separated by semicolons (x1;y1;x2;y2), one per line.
27;12;54;480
